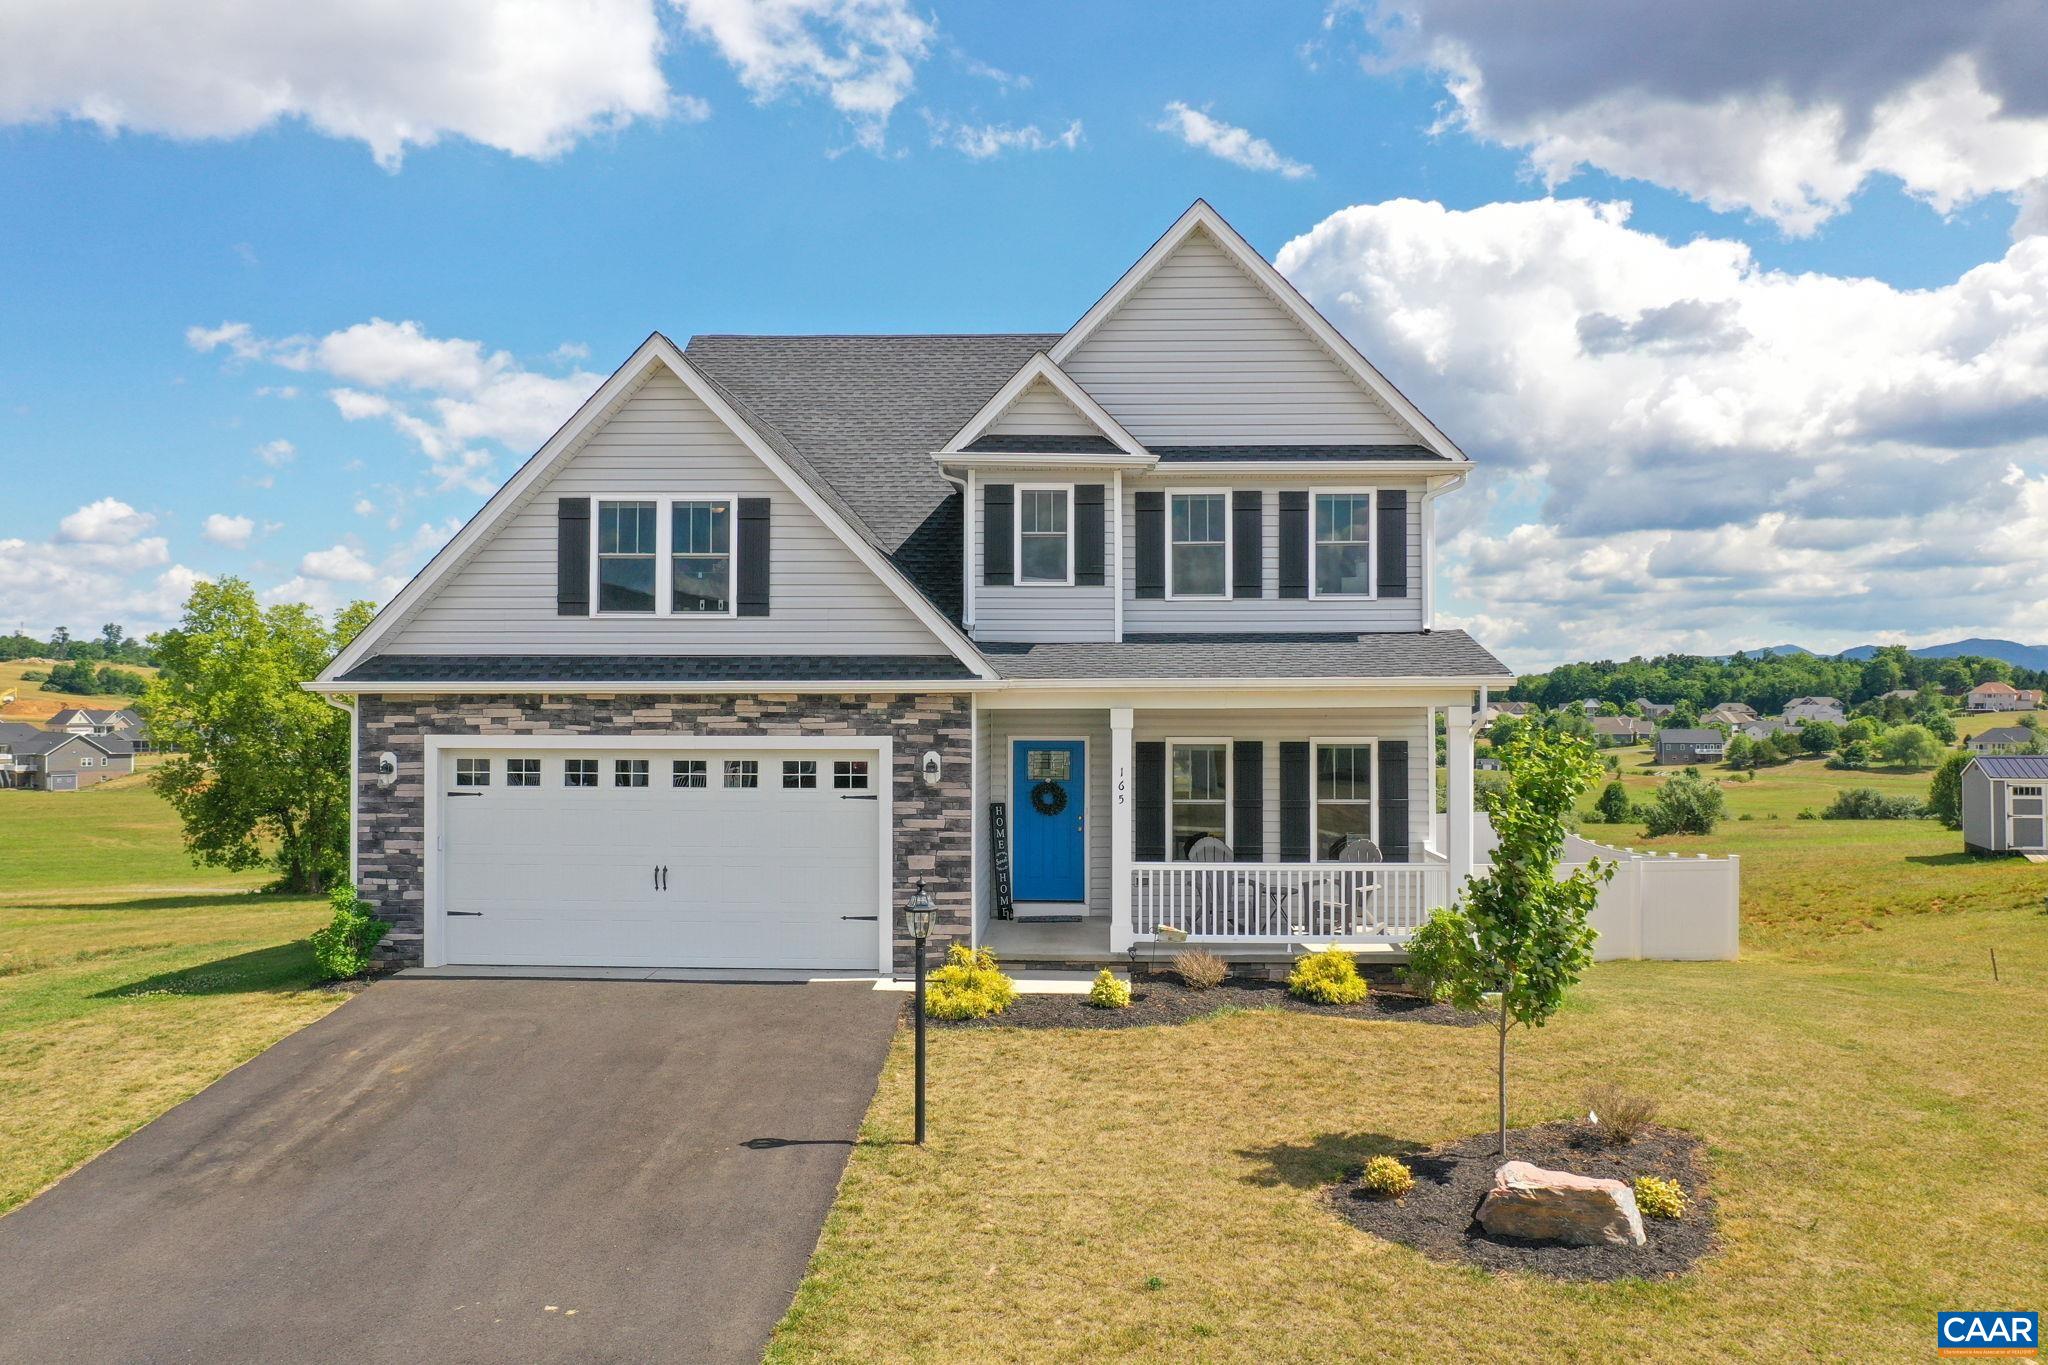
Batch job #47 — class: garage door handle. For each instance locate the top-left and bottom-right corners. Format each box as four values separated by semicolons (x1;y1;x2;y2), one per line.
841;794;878;801
447;911;483;917
446;791;482;798
841;914;879;921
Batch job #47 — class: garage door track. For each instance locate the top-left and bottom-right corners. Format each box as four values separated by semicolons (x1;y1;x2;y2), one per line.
0;978;903;1364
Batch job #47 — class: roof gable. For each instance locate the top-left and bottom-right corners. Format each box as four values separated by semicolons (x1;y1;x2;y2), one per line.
321;336;990;682
939;353;1147;462
1051;201;1466;460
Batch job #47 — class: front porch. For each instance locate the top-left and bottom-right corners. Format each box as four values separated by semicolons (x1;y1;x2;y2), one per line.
971;691;1482;965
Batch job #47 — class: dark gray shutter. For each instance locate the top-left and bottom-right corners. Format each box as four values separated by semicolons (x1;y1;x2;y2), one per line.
1075;484;1106;586
556;497;590;616
1278;491;1309;599
1134;741;1166;862
1378;740;1410;862
1279;741;1311;862
1232;740;1264;861
1134;491;1165;599
737;497;771;616
984;483;1013;586
1232;490;1262;599
1378;489;1408;598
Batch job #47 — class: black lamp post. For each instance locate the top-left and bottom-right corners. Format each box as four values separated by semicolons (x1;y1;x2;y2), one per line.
904;879;936;1145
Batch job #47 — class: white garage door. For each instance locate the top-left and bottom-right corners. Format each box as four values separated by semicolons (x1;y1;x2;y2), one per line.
435;746;884;970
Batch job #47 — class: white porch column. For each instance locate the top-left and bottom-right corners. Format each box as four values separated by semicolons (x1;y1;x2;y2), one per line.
1446;702;1476;901
1109;705;1135;953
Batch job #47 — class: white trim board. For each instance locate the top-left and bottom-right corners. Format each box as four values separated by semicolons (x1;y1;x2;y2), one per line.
321;334;992;683
1049;201;1472;466
420;732;894;974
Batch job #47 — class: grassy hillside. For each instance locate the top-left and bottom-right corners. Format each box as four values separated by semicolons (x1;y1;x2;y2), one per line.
0;659;158;723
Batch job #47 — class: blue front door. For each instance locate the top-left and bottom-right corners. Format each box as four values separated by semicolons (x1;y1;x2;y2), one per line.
1012;739;1086;902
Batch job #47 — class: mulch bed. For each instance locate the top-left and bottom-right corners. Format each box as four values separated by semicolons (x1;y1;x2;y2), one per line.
1326;1120;1715;1281
932;976;1488;1030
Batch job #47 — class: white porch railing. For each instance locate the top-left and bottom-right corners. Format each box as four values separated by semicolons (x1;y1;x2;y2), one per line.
1129;862;1448;942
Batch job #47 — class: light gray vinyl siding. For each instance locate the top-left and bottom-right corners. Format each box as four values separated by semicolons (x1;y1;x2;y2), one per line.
1964;767;2019;850
1133;709;1431;863
978;709;1113;918
973;706;1433;926
1122;473;1425;633
970;469;1117;644
984;379;1104;439
383;369;948;656
1062;227;1417;446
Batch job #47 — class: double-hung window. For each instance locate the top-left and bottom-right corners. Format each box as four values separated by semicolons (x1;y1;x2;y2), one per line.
1168;741;1229;859
1314;741;1375;859
1169;492;1228;598
595;501;659;612
593;497;736;616
1312;492;1374;598
1016;486;1071;585
670;500;731;613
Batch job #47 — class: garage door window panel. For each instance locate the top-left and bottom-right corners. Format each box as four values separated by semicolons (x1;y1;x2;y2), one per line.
454;757;491;787
565;759;598;788
833;760;869;790
783;760;818;789
615;759;649;788
506;758;540;787
673;759;707;788
724;759;758;789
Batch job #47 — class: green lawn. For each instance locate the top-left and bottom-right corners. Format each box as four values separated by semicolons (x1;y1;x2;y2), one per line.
772;752;2048;1362
0;780;339;1212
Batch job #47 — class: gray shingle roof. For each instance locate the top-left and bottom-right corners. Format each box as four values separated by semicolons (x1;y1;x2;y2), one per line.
1658;729;1725;745
684;334;1060;621
977;630;1510;681
962;434;1125;455
1;728;129;757
1973;726;2035;745
337;653;979;685
1973;754;2048;778
1152;444;1447;463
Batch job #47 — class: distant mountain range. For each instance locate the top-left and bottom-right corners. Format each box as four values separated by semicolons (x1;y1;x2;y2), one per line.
1731;639;2048;671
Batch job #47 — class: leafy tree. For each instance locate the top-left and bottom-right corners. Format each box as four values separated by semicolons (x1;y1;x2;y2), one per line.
39;660;100;694
145;578;374;894
48;626;70;658
94;666;147;696
1880;723;1943;769
1915;706;1957;743
1798;720;1840;754
1724;733;1758;770
1768;729;1806;764
1841;716;1881;746
1593;779;1636;824
1928;753;1969;831
1833;738;1876;770
1645;769;1726;835
1401;727;1612;1157
99;623;125;652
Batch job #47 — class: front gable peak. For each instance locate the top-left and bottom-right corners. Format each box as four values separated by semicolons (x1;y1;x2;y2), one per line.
937;353;1150;465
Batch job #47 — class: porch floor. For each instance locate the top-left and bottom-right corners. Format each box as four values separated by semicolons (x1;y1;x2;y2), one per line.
981;917;1408;968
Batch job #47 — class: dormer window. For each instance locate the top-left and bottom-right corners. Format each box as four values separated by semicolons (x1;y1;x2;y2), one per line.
1016;486;1072;585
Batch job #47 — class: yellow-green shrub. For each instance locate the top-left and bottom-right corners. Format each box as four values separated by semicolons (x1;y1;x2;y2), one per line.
1634;1175;1688;1219
1360;1155;1413;1199
923;944;1018;1020
1086;969;1131;1009
1287;947;1368;1005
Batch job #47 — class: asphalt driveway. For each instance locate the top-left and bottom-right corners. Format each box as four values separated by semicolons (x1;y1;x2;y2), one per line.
0;978;903;1364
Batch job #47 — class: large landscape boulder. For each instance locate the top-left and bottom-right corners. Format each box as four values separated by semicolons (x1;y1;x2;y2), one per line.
1475;1160;1647;1247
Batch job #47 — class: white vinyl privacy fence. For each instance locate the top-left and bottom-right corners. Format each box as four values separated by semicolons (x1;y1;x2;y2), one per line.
1448;816;1741;961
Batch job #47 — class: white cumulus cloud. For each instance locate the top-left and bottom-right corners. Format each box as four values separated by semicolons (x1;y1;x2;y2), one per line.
201;513;257;549
255;438;296;468
1356;1;2048;237
1155;101;1313;179
298;544;378;584
56;497;155;546
672;0;933;152
0;0;685;168
1277;196;2048;664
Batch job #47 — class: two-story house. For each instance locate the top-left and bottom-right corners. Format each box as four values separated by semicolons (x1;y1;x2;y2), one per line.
1781;696;1846;725
310;201;1512;975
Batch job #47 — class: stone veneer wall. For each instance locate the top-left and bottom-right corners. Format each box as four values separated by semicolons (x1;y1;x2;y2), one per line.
356;692;973;973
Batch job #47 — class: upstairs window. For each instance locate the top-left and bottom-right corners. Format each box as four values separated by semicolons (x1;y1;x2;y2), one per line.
1313;492;1374;597
1016;486;1072;585
1169;492;1228;598
671;500;732;613
596;501;658;612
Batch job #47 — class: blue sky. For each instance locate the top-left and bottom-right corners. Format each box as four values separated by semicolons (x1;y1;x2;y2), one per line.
3;0;2046;670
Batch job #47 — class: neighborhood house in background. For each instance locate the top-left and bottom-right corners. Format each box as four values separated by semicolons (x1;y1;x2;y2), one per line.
1967;680;2044;711
0;721;135;790
1656;728;1727;766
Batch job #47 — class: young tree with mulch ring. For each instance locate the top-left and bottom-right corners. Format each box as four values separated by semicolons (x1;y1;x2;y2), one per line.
1404;726;1614;1157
